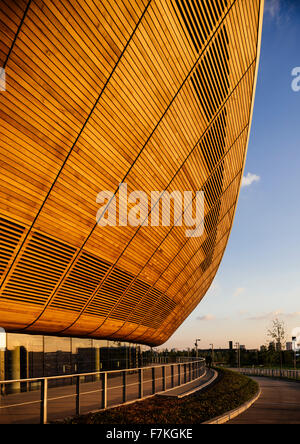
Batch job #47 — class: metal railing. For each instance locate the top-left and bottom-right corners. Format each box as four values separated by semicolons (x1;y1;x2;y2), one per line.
0;358;205;424
238;367;300;380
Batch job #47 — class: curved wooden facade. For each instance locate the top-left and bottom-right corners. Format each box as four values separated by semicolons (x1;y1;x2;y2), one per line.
0;0;264;346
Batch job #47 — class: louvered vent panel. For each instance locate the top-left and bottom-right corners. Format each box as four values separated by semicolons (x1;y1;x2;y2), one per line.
205;200;221;233
202;227;218;256
148;294;177;329
201;228;218;272
174;0;228;53
1;233;76;305
130;288;177;329
85;266;177;330
191;26;230;121
0;218;25;280
198;99;227;272
128;288;158;326
201;162;225;272
110;279;151;322
50;252;111;312
85;267;134;317
200;109;227;172
203;162;224;208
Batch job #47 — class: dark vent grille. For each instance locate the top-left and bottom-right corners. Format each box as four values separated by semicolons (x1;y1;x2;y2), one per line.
0;218;25;280
1;233;76;305
85;267;134;317
201;165;224;272
50;252;111;312
110;278;150;322
132;289;177;329
199;103;228;272
174;0;228;53
201;228;218;272
202;226;218;257
191;26;230;121
203;162;224;208
200;109;227;172
205;200;221;233
86;268;177;330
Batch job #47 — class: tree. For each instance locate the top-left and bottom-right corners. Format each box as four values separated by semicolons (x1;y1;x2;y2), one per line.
267;319;287;373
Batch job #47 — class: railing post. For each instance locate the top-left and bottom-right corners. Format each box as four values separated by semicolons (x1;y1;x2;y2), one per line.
162;366;166;391
184;364;187;383
40;379;48;425
123;371;127;403
152;367;155;394
76;375;80;416
178;364;181;385
189;363;191;381
171;364;174;387
102;372;107;409
139;369;143;399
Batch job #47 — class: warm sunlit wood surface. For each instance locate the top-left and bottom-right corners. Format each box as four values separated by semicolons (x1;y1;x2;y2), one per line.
0;0;264;346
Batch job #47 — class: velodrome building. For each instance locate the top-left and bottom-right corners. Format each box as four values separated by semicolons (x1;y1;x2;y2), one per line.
0;0;264;380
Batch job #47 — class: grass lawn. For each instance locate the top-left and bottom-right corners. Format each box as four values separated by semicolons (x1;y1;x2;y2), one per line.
61;368;259;424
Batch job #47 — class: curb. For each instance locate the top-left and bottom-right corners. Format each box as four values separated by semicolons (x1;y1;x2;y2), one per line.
203;388;261;424
176;369;218;398
157;368;218;399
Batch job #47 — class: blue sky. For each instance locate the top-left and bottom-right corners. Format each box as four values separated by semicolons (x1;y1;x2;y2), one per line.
161;0;300;350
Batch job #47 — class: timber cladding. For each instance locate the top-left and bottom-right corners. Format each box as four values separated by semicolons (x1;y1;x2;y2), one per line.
0;0;264;346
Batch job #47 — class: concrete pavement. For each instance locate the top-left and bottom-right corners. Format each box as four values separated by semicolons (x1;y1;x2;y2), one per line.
159;368;217;398
228;377;300;424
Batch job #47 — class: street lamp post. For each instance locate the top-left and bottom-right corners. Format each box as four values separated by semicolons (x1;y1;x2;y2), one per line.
210;344;214;365
195;339;201;359
235;342;241;370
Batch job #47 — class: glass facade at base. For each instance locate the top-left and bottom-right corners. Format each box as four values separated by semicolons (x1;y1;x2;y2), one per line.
0;333;151;394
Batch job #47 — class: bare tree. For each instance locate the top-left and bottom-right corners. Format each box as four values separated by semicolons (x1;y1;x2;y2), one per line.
267;319;287;373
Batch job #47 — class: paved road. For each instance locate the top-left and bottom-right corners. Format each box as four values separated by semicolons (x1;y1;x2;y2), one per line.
229;377;300;424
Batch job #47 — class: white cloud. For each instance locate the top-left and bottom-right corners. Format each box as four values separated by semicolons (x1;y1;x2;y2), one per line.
247;311;281;321
246;310;300;321
285;311;300;319
242;173;260;188
264;0;281;19
238;310;249;316
234;287;245;298
197;314;216;321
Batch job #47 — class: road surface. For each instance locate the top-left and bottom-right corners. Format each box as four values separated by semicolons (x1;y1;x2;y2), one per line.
229;377;300;424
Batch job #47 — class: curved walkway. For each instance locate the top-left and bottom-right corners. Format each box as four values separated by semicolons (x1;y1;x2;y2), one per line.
228;377;300;424
159;368;217;398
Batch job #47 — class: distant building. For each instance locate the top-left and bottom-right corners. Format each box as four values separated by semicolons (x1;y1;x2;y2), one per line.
229;341;233;350
292;337;300;351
